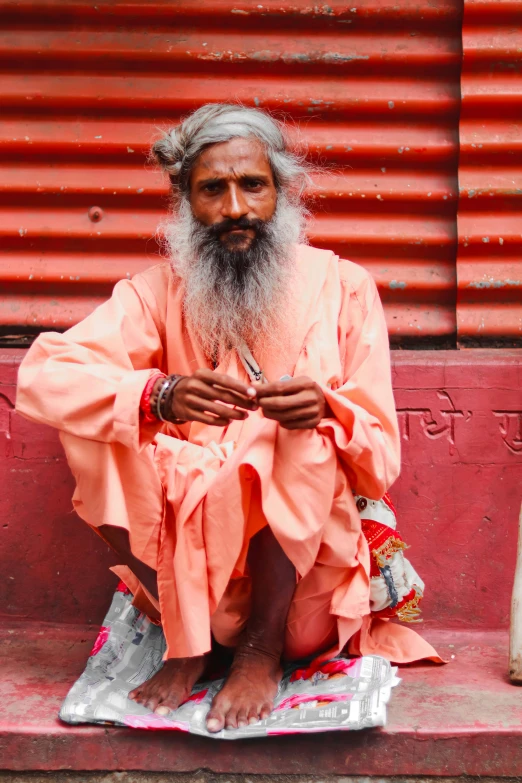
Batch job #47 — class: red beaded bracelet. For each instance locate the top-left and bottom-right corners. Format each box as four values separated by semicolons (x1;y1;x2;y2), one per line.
140;371;166;424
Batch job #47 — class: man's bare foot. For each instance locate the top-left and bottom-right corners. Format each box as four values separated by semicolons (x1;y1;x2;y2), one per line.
129;655;206;714
206;647;282;732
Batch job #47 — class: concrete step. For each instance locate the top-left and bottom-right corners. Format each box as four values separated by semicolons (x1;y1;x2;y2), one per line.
0;625;520;776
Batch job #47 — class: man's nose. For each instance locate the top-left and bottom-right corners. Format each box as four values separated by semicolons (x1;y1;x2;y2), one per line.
221;184;248;220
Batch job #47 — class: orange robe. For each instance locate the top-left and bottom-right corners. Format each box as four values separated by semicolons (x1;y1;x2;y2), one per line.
16;245;439;664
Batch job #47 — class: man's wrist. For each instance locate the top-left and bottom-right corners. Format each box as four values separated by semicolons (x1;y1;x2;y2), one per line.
156;374;187;424
140;372;166;424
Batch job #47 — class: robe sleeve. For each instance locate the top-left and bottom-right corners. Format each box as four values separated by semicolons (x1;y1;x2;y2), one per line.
318;264;400;499
16;272;166;451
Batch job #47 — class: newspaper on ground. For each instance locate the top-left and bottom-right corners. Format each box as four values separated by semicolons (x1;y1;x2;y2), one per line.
60;584;400;738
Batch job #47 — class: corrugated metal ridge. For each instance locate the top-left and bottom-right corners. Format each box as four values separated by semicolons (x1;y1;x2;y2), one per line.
457;0;522;342
0;0;462;341
0;0;464;22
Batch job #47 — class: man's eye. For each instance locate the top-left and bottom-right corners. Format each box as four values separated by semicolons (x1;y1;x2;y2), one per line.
204;183;221;193
245;180;263;190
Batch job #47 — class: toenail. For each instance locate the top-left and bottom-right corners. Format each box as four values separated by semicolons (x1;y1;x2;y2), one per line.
155;706;170;716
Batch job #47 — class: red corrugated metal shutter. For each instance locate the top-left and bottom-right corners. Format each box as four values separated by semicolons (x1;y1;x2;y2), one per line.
457;0;522;343
1;0;462;343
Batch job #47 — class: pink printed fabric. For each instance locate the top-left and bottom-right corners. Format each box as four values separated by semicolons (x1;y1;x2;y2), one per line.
59;588;402;738
90;626;110;656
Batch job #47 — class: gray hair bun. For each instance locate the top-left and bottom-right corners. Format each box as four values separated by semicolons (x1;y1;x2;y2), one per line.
152;103;310;198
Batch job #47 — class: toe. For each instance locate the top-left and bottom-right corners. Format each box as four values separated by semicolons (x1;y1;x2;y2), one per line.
225;707;239;730
155;705;171;716
206;708;226;733
236;707;249;728
248;706;260;725
158;695;182;713
259;702;272;720
145;696;161;712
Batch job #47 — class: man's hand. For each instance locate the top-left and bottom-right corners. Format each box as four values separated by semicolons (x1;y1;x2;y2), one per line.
254;376;328;430
163;369;258;426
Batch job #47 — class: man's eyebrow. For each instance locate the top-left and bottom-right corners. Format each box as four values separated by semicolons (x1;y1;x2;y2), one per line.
240;173;270;182
198;177;224;187
197;173;271;186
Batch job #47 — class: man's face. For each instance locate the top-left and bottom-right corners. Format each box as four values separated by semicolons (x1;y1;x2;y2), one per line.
189;137;277;252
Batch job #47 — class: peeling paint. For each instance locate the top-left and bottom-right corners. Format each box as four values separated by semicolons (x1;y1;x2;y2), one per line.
389;280;407;290
278;52;310;63
388;101;395;109
468;279;522;289
322;53;369;63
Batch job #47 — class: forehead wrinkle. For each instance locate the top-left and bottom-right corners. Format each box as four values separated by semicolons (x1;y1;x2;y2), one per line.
194;138;271;180
195;165;270;186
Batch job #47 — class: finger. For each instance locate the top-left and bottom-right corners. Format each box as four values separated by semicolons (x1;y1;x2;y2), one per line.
189;411;234;427
187;396;248;421
264;405;320;423
196;368;256;398
258;391;316;412
254;377;314;399
262;409;319;427
188;381;258;411
213;380;257;400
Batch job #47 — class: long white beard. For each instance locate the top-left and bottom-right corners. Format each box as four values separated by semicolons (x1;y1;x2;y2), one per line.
163;195;307;363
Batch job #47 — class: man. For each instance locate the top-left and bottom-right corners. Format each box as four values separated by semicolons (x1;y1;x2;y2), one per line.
16;104;438;734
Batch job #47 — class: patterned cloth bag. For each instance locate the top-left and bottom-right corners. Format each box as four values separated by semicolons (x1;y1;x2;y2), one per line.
356;493;424;623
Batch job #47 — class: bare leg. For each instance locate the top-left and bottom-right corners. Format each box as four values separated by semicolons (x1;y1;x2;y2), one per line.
99;524;159;600
206;525;296;732
98;524;206;713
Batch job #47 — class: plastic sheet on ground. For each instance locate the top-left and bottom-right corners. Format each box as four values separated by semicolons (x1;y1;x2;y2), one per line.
60;586;400;738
